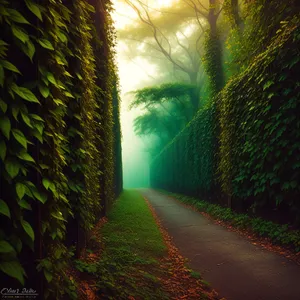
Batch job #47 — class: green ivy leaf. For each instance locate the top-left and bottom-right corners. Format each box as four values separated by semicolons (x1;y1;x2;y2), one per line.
30;114;44;122
19;199;32;210
27;40;35;61
279;73;287;82
64;71;73;78
57;31;67;43
25;0;43;21
0;140;6;161
49;184;57;197
38;39;54;50
44;269;53;283
46;72;56;85
16;183;26;200
34;123;44;135
39;164;49;170
0;65;4;87
9;236;22;253
86;3;96;13
20;40;35;61
42;178;51;190
11;84;40;104
270;178;280;185
64;91;74;98
0;60;21;74
21;219;34;241
0;99;7;113
263;80;274;90
282;182;290;190
0;261;25;285
31;189;47;204
21;112;32;128
38;84;50;98
12;25;29;43
12;129;27;149
0;241;16;254
12;106;20;120
51;211;65;221
76;73;83;80
32;130;43;143
267;93;275;99
17;152;35;163
0;116;11;139
5;159;20;179
0;199;11;218
7;8;30;24
288;56;299;69
0;40;8;46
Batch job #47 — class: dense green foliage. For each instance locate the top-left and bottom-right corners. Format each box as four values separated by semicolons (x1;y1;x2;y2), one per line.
219;20;300;214
151;100;218;198
226;0;299;72
0;0;122;297
130;83;196;111
131;83;195;153
159;191;300;252
151;17;300;223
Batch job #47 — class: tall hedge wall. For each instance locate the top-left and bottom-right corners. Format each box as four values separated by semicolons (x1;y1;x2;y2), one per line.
150;100;218;200
0;0;122;298
151;20;300;221
219;19;300;214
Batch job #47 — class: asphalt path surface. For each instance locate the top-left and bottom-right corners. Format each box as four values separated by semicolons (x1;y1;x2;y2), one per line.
140;189;300;300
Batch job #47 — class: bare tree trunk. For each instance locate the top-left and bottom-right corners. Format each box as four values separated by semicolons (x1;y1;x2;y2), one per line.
231;0;244;30
206;0;225;95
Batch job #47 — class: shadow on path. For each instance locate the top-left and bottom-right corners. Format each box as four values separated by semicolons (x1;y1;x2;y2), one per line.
139;189;300;300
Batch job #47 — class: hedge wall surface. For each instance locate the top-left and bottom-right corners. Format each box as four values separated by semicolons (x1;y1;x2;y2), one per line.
151;20;300;221
219;20;300;214
0;0;122;298
151;100;218;200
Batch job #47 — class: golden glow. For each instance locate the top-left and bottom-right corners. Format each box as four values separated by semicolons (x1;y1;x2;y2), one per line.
113;0;177;29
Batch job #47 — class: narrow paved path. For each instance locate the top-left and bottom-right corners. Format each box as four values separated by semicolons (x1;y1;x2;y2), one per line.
140;189;300;300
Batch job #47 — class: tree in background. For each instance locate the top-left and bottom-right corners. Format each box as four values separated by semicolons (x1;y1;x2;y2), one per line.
119;0;228;106
120;0;205;112
130;83;195;154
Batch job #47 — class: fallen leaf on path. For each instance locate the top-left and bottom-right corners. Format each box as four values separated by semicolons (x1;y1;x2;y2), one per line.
144;197;221;300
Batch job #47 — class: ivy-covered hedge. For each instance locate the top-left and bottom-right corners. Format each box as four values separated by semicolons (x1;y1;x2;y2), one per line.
0;0;122;298
219;19;300;214
151;20;300;223
151;99;218;199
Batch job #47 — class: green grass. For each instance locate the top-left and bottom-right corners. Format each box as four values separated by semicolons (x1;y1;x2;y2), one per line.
102;189;166;260
159;190;300;253
75;190;168;299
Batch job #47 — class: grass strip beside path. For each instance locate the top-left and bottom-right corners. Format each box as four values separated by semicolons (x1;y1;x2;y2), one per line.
75;189;219;299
